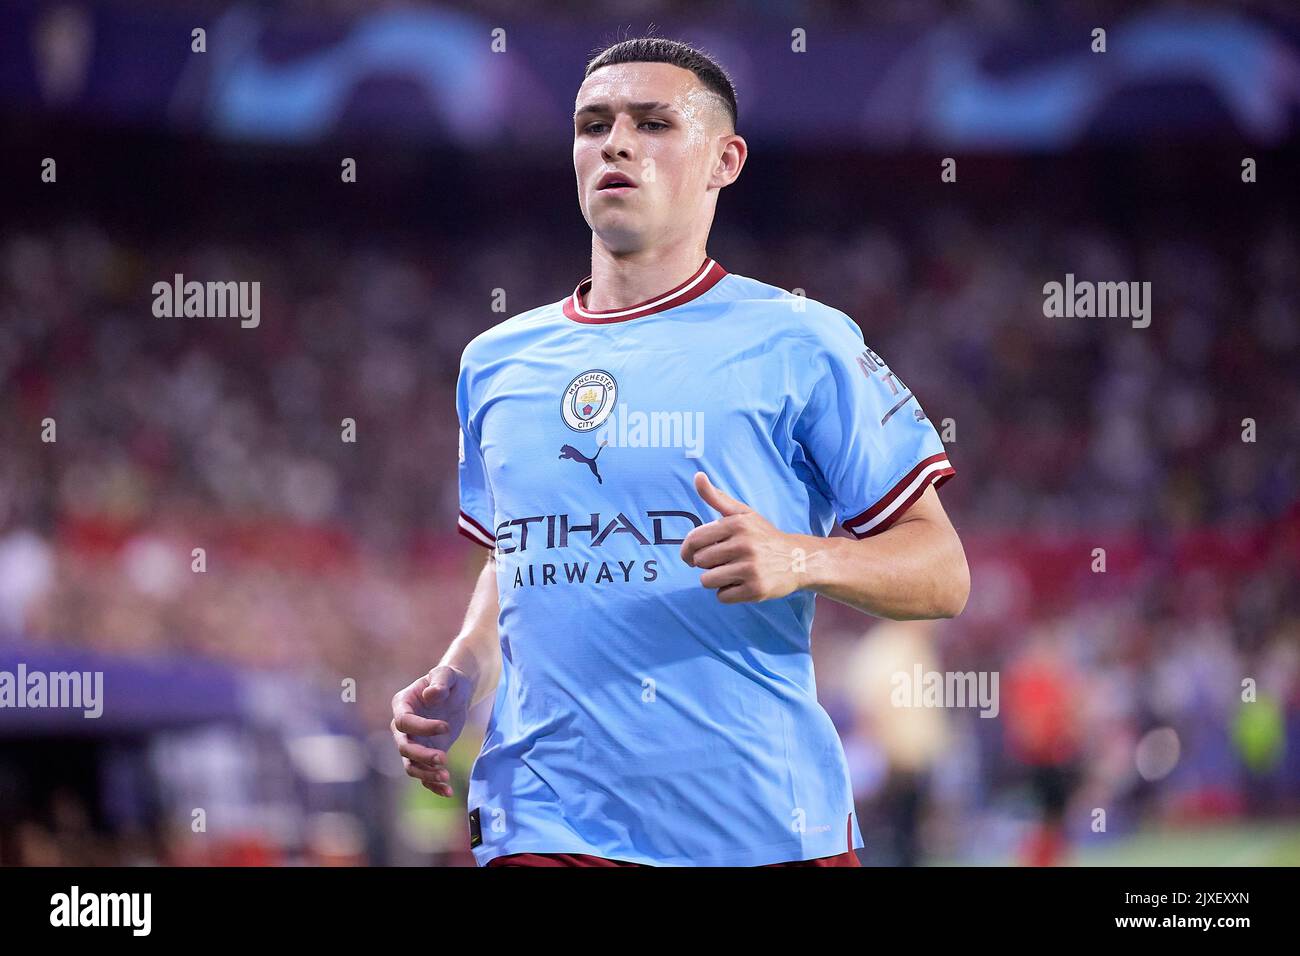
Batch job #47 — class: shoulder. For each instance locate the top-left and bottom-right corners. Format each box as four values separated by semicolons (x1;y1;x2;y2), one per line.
459;298;566;371
716;272;867;352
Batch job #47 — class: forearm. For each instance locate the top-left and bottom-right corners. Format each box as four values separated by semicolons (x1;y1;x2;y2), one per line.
438;553;502;707
795;519;969;621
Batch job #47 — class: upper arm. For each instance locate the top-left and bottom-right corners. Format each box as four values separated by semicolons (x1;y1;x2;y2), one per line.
885;483;969;616
891;483;956;534
789;311;955;539
456;348;498;550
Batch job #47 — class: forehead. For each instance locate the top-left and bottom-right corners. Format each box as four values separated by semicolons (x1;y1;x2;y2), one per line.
575;61;707;111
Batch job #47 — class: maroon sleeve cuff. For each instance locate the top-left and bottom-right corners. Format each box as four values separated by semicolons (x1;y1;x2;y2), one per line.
457;510;496;549
841;453;955;539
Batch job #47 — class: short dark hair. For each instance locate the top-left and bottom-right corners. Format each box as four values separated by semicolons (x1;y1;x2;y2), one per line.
584;37;738;132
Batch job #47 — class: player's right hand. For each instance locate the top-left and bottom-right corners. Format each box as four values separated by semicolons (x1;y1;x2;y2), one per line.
390;665;473;798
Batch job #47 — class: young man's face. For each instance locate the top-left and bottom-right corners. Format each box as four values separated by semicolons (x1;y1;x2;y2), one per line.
573;61;738;254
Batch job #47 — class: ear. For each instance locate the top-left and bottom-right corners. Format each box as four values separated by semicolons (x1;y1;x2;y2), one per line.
710;134;747;190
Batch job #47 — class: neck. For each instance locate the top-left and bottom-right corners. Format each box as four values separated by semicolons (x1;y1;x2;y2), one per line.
584;238;709;312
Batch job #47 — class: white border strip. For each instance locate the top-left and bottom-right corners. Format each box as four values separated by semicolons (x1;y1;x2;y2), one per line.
847;458;953;535
570;260;716;319
458;513;495;547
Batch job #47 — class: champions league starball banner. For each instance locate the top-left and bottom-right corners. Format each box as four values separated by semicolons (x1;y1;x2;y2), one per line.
3;2;1299;149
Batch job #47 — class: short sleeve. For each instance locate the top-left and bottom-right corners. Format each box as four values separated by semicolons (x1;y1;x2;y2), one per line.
791;312;955;538
455;356;496;550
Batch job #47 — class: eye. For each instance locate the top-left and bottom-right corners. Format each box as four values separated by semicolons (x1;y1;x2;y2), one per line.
579;120;669;135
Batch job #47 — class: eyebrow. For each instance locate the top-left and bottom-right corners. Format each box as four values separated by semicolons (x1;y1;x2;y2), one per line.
573;101;677;120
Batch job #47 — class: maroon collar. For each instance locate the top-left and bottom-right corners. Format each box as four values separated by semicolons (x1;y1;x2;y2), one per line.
563;258;727;324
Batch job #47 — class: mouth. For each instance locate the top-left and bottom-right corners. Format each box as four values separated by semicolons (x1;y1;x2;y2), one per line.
596;171;638;192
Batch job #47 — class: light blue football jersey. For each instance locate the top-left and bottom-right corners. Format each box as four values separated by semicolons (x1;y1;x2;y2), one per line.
455;258;955;866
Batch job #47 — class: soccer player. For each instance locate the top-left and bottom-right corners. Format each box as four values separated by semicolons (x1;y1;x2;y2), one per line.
391;37;968;867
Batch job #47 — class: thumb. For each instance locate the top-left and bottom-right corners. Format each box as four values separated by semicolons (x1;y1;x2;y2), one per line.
694;471;751;517
420;669;455;703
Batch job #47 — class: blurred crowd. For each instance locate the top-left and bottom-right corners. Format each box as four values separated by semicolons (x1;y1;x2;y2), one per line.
1;183;1297;862
3;205;1294;543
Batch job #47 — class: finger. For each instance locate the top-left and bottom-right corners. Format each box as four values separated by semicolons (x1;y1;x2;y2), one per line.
694;471;751;517
699;562;749;592
688;539;746;570
413;768;454;797
679;518;736;565
715;582;755;604
398;739;446;768
410;767;454;797
390;716;413;748
395;713;450;737
398;740;445;769
392;675;430;715
403;758;451;785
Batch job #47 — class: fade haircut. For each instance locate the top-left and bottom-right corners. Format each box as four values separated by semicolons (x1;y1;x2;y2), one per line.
584;37;738;132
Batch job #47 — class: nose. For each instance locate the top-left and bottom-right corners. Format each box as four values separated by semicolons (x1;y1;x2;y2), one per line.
599;115;636;164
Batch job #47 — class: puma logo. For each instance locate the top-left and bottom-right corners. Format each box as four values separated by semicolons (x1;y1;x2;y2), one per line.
559;439;609;483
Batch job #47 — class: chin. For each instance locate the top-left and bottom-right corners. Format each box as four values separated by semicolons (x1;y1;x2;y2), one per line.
591;221;647;253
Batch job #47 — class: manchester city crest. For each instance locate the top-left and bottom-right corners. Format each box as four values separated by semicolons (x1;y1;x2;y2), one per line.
561;369;618;431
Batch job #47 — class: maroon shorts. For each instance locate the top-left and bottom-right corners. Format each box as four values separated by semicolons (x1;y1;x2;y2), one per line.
486;815;860;867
